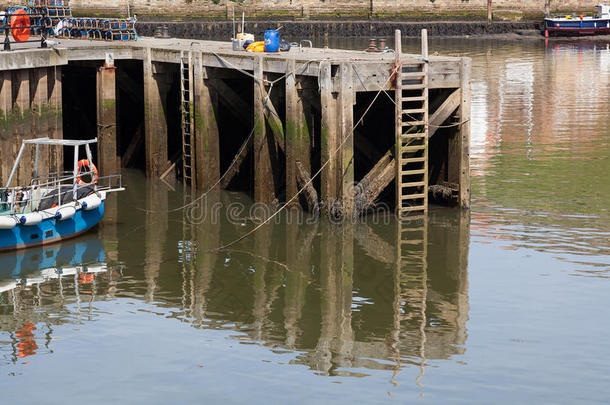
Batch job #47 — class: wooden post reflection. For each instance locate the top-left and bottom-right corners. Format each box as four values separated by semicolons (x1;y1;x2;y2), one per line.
284;218;317;348
314;222;354;374
144;179;169;302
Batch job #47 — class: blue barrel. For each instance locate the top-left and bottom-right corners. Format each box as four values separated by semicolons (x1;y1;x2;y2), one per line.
264;30;280;53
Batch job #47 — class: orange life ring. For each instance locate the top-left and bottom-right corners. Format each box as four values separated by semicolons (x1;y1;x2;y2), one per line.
77;159;99;185
11;10;31;43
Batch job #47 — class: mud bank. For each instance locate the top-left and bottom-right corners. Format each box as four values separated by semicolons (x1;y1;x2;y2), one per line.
136;20;542;40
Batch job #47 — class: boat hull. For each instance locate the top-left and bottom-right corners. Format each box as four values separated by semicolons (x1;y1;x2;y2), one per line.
0;202;104;252
545;17;610;35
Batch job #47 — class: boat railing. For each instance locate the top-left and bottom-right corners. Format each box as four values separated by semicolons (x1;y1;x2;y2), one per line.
0;172;122;216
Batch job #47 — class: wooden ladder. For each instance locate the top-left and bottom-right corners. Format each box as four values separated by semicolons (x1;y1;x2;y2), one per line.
180;51;195;189
396;59;428;217
394;29;430;218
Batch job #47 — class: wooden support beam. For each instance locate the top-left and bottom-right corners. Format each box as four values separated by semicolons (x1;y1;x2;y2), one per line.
263;95;285;153
339;62;355;216
122;124;144;167
354;148;395;215
429;89;461;138
194;57;221;190
208;79;251;123
253;56;275;203
285;59;311;206
320;61;339;213
295;160;319;213
144;48;169;178
97;64;120;175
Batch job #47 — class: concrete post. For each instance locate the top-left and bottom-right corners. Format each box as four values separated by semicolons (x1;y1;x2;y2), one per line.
97;63;119;175
48;66;63;173
144;48;169;178
31;68;49;177
0;71;11;185
13;70;30;185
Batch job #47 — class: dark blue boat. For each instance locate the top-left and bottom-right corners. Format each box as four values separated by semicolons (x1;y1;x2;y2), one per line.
545;4;610;35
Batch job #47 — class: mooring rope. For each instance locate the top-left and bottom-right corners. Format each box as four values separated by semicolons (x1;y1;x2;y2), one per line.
204;65;399;253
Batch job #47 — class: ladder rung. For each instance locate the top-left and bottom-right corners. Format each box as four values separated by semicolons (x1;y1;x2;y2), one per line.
401;96;426;102
401;133;427;139
401;145;426;152
402;84;426;90
400;157;426;163
401;121;425;127
399;205;426;212
401;71;425;78
400;194;426;200
401;169;426;175
401;181;426;187
402;108;425;114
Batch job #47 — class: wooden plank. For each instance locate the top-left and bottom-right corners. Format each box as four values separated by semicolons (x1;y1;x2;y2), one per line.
253;56;274;203
195;60;221;190
429;89;461;138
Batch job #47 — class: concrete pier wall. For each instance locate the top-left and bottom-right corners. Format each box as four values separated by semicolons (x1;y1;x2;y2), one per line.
0;67;62;187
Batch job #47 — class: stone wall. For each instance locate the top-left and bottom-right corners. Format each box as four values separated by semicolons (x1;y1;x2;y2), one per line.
0;0;603;18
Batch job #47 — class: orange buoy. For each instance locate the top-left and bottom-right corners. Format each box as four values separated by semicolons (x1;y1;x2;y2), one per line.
77;159;99;185
11;10;31;43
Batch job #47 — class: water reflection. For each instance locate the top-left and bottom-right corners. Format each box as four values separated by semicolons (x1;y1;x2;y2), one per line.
0;237;114;364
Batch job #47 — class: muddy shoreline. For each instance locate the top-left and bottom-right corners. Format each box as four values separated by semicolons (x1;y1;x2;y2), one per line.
136;20;544;40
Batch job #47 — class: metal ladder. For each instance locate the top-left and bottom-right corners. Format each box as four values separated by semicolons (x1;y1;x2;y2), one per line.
396;60;429;217
180;51;195;189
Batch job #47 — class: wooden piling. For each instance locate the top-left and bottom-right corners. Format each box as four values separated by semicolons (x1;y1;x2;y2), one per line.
194;53;221;191
253;55;275;203
144;48;169;178
97;64;119;175
458;58;471;209
320;61;339;212
285;59;311;207
339;63;355;216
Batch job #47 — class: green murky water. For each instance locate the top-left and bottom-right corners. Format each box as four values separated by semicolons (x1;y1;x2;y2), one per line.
1;38;609;403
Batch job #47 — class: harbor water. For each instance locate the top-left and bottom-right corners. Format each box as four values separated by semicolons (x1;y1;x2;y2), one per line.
1;37;609;403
